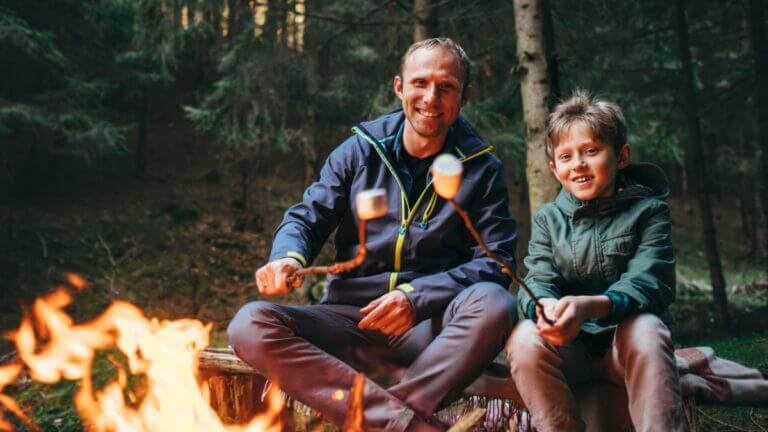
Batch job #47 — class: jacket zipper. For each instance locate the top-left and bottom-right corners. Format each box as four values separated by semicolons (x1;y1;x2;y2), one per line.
353;126;493;290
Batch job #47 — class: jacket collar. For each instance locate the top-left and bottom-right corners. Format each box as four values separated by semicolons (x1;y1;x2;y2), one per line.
355;110;489;158
554;163;671;219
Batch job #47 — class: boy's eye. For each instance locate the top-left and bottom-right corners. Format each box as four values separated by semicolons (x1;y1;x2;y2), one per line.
558;154;571;161
585;147;598;155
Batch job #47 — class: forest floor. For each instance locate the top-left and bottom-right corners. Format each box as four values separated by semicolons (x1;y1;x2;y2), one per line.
1;126;767;430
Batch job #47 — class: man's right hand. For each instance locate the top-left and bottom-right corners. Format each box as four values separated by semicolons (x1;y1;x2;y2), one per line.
255;257;303;295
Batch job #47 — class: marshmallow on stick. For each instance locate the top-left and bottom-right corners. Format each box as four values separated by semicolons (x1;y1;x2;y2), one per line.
429;153;555;325
355;188;388;220
431;154;463;200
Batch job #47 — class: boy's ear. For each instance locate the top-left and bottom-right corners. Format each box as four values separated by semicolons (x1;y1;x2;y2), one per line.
548;160;559;179
393;75;404;101
617;144;631;169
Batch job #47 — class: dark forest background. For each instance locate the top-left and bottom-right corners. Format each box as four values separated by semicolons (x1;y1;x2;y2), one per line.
0;0;767;429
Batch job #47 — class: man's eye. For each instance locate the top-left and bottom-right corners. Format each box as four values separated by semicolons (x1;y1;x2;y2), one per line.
439;84;455;92
412;80;426;87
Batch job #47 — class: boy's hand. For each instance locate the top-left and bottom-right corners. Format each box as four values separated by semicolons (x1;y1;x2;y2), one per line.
536;295;612;346
537;296;585;346
358;290;415;336
255;257;303;295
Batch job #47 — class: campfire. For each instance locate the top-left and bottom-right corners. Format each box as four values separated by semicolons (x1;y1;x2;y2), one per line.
0;274;284;432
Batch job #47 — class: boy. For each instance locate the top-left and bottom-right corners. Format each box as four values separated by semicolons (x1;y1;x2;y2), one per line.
506;90;687;432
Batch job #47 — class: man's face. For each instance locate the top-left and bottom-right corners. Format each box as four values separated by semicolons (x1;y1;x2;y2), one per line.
549;122;630;201
394;47;466;142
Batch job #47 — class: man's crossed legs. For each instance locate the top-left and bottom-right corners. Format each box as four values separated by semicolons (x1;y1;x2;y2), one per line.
227;282;516;432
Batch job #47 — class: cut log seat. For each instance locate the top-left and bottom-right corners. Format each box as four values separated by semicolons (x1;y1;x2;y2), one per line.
198;347;699;431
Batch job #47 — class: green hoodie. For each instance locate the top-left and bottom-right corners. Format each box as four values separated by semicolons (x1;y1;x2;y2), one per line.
519;163;675;339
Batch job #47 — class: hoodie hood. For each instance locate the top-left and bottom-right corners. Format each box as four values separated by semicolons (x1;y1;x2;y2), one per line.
555;163;670;218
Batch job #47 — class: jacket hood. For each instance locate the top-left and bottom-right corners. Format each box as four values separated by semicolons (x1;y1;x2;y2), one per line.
555;162;670;218
355;110;490;157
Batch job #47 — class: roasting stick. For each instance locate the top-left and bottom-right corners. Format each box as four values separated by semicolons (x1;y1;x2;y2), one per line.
431;154;555;326
285;189;388;285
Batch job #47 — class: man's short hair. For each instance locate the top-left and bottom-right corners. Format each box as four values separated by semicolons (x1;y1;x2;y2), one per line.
546;89;627;161
400;37;471;90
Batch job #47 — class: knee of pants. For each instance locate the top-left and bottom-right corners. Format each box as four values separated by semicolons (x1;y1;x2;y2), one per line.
466;281;518;331
227;301;286;363
505;320;549;369
614;313;673;359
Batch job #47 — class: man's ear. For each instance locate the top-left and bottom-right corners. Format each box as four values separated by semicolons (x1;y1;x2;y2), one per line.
461;84;474;106
393;75;404;101
617;144;631;169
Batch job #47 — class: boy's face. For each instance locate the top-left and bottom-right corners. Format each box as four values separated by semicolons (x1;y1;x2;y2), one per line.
549;122;630;201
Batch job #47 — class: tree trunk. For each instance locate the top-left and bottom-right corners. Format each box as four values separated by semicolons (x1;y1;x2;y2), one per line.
135;90;149;180
514;0;559;217
187;0;199;25
674;0;730;327
748;0;768;268
206;0;222;36
738;133;758;254
540;0;560;106
413;0;438;42
263;0;286;44
228;0;250;38
172;0;181;31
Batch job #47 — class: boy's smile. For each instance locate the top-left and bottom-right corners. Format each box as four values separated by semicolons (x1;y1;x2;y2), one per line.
549;122;630;201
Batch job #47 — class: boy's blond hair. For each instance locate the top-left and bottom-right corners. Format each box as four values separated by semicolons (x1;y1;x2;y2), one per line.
546;89;627;161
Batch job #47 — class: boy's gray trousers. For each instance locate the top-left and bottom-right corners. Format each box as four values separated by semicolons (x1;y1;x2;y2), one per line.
227;282;516;432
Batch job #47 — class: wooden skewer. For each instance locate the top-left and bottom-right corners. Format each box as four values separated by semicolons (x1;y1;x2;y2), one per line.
287;220;368;284
448;199;555;325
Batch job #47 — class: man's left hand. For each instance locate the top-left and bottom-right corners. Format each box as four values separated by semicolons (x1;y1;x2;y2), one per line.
358;290;415;336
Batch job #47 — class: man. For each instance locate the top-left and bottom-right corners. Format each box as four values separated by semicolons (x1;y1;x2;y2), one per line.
227;38;517;432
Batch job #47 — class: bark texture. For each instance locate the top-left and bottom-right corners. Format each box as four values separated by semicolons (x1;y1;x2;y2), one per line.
674;0;730;327
413;0;438;42
514;0;559;217
748;0;768;268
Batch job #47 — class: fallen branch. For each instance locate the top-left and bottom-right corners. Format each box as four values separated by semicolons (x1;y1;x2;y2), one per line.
35;233;47;258
447;407;486;432
97;235;116;267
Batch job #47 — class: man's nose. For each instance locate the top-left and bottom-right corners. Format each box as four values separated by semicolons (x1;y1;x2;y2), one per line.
424;84;439;104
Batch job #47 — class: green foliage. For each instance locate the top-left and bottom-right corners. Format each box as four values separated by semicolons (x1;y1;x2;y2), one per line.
115;0;180;88
0;6;67;70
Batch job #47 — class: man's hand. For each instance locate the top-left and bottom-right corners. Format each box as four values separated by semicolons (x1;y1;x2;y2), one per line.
358;290;415;336
255;257;303;295
536;295;611;346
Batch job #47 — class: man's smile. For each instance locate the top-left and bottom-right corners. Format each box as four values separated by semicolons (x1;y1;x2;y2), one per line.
416;108;442;118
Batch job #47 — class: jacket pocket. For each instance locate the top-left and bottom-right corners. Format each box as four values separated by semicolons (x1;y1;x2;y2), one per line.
601;234;636;281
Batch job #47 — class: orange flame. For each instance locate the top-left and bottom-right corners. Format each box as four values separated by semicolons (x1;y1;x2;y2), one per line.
1;279;284;432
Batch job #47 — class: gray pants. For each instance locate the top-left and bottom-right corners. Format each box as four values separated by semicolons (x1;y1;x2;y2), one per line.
227;282;516;432
506;315;687;432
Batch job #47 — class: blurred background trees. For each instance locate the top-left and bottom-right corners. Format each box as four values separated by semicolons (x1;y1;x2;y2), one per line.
1;0;767;332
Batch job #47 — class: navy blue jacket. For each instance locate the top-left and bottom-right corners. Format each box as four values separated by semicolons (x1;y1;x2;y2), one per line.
269;110;517;323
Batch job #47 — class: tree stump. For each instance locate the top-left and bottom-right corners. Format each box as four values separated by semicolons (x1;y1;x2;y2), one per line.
199;347;268;424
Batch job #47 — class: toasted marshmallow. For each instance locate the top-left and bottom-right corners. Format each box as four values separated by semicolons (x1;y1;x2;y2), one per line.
431;154;463;200
355;188;388;220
